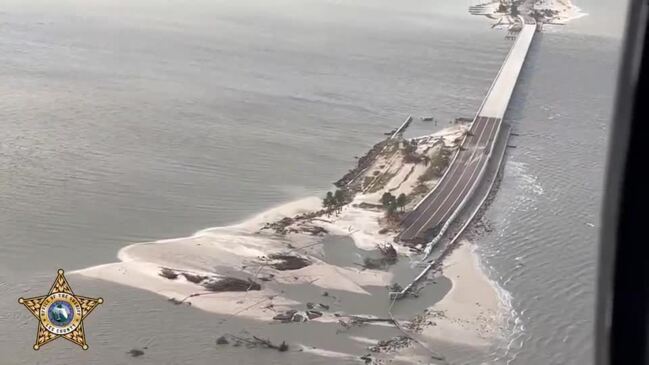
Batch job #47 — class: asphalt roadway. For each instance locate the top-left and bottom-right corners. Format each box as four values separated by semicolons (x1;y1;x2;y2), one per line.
399;116;501;243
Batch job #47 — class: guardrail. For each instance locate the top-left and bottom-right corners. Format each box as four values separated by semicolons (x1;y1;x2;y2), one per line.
393;18;536;298
407;18;533;215
393;126;512;298
412;17;535;255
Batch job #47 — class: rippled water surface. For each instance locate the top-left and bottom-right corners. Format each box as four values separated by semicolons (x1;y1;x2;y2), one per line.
0;0;621;364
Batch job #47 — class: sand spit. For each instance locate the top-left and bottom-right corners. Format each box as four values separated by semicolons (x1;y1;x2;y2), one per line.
74;123;508;361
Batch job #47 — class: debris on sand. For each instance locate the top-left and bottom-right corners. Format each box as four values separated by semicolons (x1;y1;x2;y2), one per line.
273;310;297;322
306;310;323;319
336;315;396;332
273;310;308;323
202;277;261;292
182;272;208;284
158;268;261;292
158;267;179;280
260;209;331;235
368;336;412;353
272;307;323;323
377;243;397;259
258;273;275;282
360;353;375;364
168;297;186;305
261;217;295;234
217;334;289;352
356;202;384;210
388;282;403;293
127;349;145;357
306;302;330;311
361;243;398;270
299;225;328;236
264;254;312;271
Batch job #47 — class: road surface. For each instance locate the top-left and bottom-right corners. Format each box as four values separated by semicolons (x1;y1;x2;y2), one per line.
399;116;501;242
398;15;536;244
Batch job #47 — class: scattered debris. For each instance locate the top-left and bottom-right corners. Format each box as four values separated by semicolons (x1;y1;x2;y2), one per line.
360;353;374;364
337;315;396;332
388;282;403;293
306;302;330;311
272;309;316;323
454;117;473;124
127;349;145;357
182;272;207;284
265;254;311;271
349;316;396;326
417;145;452;182
158;268;261;292
306;310;323;320
159;267;178;280
356;202;384;210
368;336;412;353
218;334;289;352
260;208;334;235
361;243;398;270
202;277;261;292
273;310;297;322
300;225;328;236
377;243;397;259
167;297;185;305
258;273;275;282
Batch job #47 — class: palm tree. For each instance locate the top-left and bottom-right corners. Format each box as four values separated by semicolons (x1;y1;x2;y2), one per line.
334;189;345;213
396;193;407;212
323;191;334;215
381;192;399;218
381;192;394;209
385;199;397;217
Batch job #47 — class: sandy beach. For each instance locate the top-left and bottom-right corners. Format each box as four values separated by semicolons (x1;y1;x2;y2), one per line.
417;240;505;347
74;124;508;362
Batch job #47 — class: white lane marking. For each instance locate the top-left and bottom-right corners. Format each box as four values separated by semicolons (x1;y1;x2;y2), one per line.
434;117;500;225
401;117;490;236
412;117;496;236
400;118;489;236
402;117;492;237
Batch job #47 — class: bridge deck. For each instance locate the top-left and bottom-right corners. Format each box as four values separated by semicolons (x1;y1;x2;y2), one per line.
399;19;535;244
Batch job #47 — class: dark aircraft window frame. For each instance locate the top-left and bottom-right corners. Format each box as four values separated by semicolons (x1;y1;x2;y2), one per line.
596;0;649;364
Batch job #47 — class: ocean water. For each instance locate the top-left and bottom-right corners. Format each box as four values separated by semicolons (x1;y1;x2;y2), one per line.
0;0;621;364
476;32;619;364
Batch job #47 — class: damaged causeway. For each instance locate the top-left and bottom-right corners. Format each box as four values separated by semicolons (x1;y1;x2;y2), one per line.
394;15;536;298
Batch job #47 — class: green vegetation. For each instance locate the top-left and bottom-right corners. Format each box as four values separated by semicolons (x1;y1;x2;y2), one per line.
322;189;347;215
511;4;519;17
401;140;422;164
366;170;397;193
418;146;452;183
396;193;407;212
380;192;407;217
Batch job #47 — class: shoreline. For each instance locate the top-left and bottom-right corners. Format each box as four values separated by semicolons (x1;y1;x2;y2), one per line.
73;125;511;362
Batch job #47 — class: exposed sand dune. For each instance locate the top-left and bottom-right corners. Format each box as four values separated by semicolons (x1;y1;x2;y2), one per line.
420;241;505;346
74;125;507;359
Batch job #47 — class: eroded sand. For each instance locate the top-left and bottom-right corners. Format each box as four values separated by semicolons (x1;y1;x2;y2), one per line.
74;125;508;361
